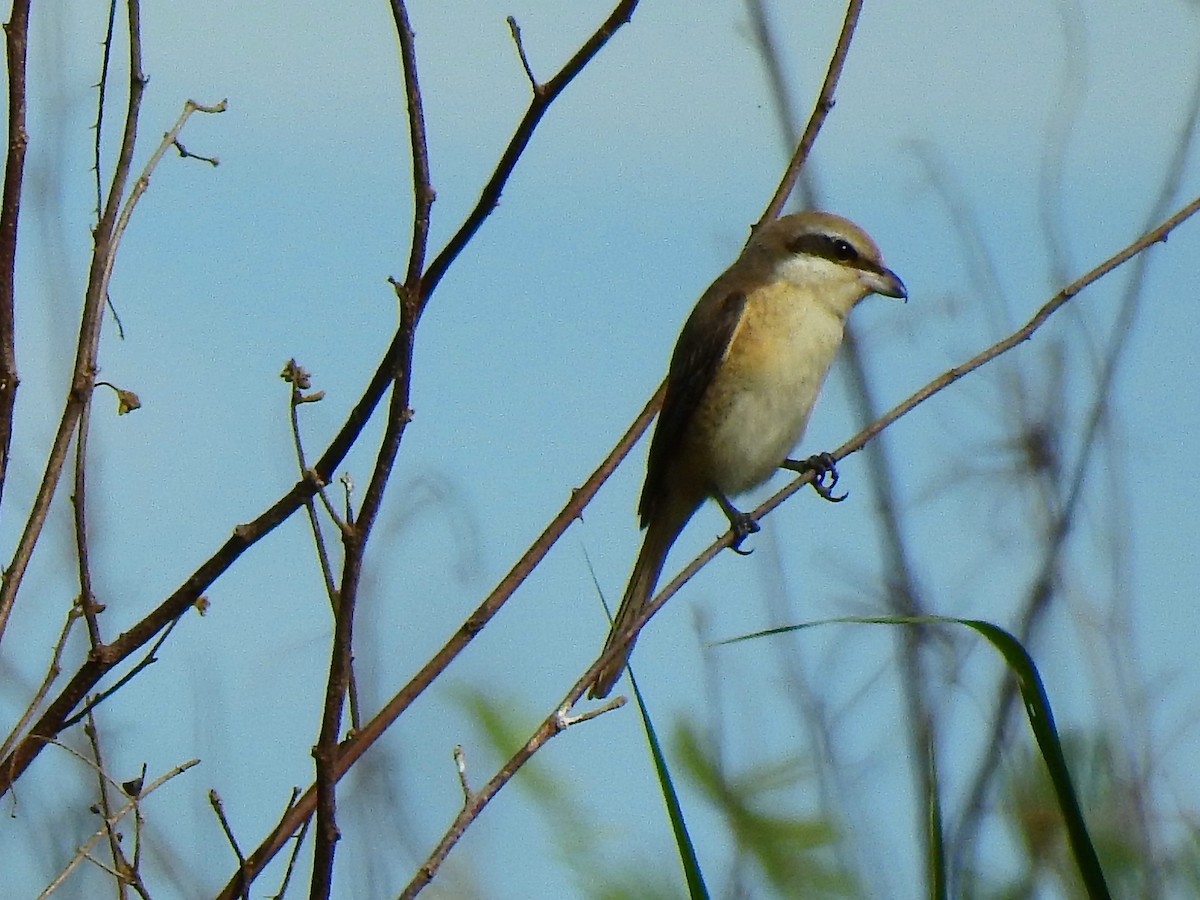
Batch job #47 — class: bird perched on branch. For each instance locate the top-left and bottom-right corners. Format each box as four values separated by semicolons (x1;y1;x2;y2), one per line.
589;211;906;699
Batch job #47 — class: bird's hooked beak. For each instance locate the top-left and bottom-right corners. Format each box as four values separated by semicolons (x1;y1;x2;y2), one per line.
860;265;907;302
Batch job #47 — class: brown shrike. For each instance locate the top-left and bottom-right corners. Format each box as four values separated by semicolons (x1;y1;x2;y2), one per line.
589;211;906;699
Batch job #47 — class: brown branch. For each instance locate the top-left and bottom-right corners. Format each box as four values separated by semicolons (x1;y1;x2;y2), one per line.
37;757;198;896
209;790;247;876
398;695;625;898
311;379;413;894
950;68;1200;874
311;4;430;888
0;2;151;645
0;607;75;761
59;614;182;730
420;0;638;299
390;0;433;286
507;17;540;93
758;0;862;224
214;382;662;899
0;0;31;516
8;0;649;776
0;478;310;792
224;7;649;894
72;395;104;649
273;788;309;900
387;192;1200;895
283;363;364;738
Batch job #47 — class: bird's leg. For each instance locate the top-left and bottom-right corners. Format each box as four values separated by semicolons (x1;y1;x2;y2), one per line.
715;493;759;555
782;452;847;503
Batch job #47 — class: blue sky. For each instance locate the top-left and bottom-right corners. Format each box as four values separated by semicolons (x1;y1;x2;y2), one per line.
3;1;1200;897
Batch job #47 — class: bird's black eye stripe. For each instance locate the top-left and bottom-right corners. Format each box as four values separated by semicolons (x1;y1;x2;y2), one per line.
787;233;861;264
830;238;858;262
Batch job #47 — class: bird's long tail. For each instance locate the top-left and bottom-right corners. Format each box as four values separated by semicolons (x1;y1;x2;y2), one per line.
589;498;695;699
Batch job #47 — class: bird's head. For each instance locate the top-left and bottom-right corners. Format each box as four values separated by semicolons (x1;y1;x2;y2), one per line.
749;211;907;313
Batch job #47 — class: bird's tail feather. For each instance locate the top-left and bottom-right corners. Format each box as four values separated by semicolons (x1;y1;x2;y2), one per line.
589;500;694;699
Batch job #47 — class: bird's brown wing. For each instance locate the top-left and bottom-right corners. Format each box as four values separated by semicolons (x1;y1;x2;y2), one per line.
638;289;746;529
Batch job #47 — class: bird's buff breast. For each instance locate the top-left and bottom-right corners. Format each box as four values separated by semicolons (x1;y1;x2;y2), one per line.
693;288;844;496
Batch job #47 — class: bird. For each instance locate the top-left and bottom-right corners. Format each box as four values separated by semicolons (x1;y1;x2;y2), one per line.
588;211;906;699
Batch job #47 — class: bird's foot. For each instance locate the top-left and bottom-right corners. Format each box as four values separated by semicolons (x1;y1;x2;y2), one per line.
727;510;760;555
783;452;847;503
716;494;760;555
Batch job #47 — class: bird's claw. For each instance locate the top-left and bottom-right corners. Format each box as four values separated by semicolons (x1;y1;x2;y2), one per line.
726;510;760;555
787;452;848;503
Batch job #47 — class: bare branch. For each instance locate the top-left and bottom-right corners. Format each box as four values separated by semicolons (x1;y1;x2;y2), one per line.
421;0;639;298
396;695;624;898
0;0;32;513
608;193;1200;672
0;607;77;762
0;88;227;644
390;0;434;287
210;790;247;871
507;16;541;93
759;0;863;224
213;382;662;899
36;758;199;898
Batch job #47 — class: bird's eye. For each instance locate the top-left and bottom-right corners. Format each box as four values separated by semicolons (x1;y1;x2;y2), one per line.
830;238;858;262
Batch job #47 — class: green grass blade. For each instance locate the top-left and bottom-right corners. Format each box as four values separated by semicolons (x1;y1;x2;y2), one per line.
926;737;947;900
956;617;1111;900
583;543;708;899
723;614;1112;899
629;670;710;900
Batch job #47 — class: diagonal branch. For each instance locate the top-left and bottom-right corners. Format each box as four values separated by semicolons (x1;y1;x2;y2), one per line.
391;192;1200;895
758;0;862;224
420;0;638;299
0;0;641;797
214;383;661;900
607;193;1200;673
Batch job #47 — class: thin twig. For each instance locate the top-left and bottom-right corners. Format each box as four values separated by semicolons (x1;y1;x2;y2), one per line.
93;0;118;215
72;394;104;648
309;8;434;885
0;89;226;644
36;759;199;898
390;0;434;287
758;0;862;224
210;790;247;870
397;694;625;898
507;17;541;93
213;382;662;899
600;194;1200;681
82;711;133;897
0;607;77;762
269;788;307;900
60;615;182;730
421;0;639;298
0;0;33;515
